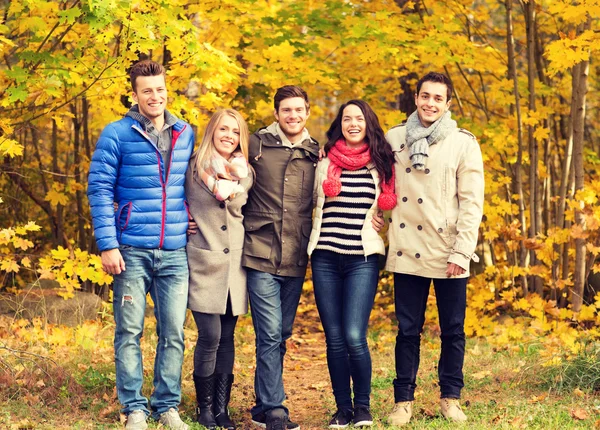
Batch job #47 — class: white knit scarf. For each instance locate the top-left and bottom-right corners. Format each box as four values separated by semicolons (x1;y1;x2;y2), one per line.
405;110;457;170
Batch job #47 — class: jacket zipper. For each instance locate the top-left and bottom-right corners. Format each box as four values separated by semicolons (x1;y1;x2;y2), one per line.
132;123;186;249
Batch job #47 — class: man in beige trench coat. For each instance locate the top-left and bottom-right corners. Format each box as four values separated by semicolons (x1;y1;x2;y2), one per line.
385;72;484;426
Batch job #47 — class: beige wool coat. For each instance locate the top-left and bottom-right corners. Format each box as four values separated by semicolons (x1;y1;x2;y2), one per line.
185;153;253;316
385;124;484;278
307;158;386;257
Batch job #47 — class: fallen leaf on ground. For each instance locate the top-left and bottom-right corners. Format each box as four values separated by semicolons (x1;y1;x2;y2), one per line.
472;370;492;380
571;408;589;420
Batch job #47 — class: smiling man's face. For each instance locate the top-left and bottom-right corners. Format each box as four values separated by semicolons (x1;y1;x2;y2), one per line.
415;81;450;127
274;97;309;143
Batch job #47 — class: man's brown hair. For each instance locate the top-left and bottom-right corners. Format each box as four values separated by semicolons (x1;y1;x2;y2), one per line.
273;85;309;112
129;60;166;92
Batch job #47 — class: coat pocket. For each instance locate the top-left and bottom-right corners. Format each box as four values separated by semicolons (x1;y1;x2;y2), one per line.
117;202;133;234
243;216;274;259
297;220;312;266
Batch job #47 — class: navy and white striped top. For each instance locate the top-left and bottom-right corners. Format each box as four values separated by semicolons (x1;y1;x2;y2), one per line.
315;167;376;255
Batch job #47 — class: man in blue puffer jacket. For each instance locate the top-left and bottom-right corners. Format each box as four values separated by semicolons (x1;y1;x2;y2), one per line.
88;60;193;430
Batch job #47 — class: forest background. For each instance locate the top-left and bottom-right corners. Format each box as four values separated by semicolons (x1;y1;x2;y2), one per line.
1;0;600;428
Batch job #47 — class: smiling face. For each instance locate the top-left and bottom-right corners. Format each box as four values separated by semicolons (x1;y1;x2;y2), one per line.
212;114;240;159
274;97;309;143
341;104;367;147
131;74;167;124
414;81;451;127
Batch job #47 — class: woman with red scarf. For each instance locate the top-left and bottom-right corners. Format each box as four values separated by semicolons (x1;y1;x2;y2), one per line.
307;100;396;428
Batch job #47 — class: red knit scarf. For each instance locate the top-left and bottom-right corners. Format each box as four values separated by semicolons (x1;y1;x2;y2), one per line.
323;139;397;211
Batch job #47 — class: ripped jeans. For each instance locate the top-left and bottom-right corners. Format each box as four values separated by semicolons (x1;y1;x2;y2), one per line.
113;246;189;418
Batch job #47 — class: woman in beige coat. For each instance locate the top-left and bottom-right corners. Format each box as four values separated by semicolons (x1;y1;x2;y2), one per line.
185;109;253;430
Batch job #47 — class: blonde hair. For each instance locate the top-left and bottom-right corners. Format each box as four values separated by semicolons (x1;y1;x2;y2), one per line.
193;109;250;172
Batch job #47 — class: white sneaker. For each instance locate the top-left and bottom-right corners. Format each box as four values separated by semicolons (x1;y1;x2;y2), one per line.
440;398;467;422
159;408;189;430
388;401;413;426
125;410;148;430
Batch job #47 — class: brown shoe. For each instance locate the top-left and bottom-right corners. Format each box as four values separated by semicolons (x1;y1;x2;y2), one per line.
440;398;467;422
388;401;413;426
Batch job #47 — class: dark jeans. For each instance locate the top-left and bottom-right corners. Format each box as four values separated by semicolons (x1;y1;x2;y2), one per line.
311;250;379;409
393;273;467;402
191;299;238;377
247;269;304;416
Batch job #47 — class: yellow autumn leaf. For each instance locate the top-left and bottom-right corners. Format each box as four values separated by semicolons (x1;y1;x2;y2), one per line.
21;257;31;268
51;246;71;261
0;137;24;157
12;237;33;250
44;189;69;207
0;258;19;273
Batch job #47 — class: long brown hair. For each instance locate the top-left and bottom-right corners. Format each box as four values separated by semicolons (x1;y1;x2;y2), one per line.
325;100;394;183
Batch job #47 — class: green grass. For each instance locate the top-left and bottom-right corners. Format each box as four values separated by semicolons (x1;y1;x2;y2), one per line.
1;316;600;428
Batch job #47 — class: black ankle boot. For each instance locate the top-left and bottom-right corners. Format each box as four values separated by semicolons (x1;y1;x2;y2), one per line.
193;373;217;429
214;373;236;429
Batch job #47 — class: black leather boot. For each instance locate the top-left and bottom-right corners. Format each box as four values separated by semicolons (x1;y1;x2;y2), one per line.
214;373;236;429
193;373;217;429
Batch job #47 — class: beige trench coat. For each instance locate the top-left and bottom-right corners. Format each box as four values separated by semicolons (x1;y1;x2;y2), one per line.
385;125;484;278
185;153;253;316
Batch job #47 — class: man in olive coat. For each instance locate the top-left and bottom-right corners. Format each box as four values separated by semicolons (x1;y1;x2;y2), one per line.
385;72;484;426
242;86;319;430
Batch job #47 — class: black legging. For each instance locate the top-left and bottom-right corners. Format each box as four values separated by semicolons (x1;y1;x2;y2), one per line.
191;299;238;377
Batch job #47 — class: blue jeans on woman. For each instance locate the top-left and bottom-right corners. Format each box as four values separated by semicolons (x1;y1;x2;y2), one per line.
112;246;189;418
393;273;467;402
311;250;379;410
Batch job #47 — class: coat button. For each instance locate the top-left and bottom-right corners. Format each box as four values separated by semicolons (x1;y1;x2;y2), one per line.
406;167;411;173
415;253;421;258
388;218;392;223
221;225;227;231
418;198;423;204
285;177;288;182
425;168;431;174
219;202;225;209
223;248;229;254
284;208;288;213
396;251;403;256
438;228;443;233
400;144;405;149
400;223;405;228
402;197;408;202
417;225;423;230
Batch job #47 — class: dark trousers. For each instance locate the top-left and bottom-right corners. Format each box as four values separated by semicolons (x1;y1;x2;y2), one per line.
393;273;467;402
191;300;238;377
312;250;379;409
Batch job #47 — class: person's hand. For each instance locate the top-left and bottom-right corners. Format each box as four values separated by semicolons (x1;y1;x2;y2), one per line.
102;249;126;275
446;262;466;277
372;210;384;232
187;219;198;235
318;147;326;161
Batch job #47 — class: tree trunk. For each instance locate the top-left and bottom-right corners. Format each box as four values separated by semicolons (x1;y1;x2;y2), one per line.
571;20;591;313
506;0;528;295
525;0;542;294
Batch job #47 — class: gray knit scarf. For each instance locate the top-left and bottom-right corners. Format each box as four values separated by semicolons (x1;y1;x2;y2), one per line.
405;110;457;170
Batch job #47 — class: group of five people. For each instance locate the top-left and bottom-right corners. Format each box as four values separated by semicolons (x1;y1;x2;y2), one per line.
87;60;484;429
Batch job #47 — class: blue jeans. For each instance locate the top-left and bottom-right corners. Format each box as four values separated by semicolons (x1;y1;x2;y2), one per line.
393;273;467;401
112;246;189;418
247;269;304;417
311;250;379;409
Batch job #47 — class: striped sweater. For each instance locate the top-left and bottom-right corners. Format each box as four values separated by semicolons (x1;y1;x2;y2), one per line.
315;167;376;254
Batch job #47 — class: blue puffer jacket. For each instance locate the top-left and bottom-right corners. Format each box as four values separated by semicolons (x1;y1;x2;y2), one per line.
88;115;194;251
